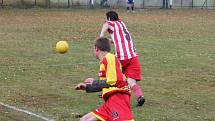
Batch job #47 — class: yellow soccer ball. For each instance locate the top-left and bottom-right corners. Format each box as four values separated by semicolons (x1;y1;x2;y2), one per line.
56;41;69;54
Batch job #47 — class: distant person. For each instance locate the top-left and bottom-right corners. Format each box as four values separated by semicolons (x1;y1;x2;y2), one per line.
75;37;134;121
100;0;109;7
169;0;173;9
163;0;170;9
127;0;135;12
99;11;145;106
89;0;94;8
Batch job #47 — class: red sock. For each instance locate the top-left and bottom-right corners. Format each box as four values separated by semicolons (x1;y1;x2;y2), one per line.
131;84;143;98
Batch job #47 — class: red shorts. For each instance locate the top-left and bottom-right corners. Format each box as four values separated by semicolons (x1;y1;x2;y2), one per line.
120;57;142;81
91;93;134;121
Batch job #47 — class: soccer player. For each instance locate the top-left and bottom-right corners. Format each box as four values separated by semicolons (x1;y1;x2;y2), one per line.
127;0;135;12
99;11;145;106
75;37;134;121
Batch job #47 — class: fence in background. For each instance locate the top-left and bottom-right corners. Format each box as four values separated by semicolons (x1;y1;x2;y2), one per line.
0;0;215;9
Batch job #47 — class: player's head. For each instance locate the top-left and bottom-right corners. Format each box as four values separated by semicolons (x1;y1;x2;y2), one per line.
95;37;111;52
106;11;119;21
94;37;111;58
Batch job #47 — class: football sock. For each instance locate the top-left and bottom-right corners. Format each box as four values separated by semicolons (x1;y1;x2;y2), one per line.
131;84;143;98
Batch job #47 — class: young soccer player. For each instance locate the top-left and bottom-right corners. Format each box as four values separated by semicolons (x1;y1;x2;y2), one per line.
127;0;135;12
99;11;145;106
75;37;134;121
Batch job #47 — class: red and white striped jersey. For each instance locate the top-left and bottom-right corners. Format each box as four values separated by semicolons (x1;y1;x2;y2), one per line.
106;20;137;60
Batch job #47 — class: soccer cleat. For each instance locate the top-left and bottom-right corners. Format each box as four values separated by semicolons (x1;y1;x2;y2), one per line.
137;96;145;107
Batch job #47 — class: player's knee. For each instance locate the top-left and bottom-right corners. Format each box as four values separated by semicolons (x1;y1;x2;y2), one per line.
127;78;137;87
80;113;96;121
80;117;84;121
80;117;86;121
80;117;91;121
80;114;88;121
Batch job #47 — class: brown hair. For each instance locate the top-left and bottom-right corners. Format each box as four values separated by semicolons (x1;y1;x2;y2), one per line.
95;37;111;52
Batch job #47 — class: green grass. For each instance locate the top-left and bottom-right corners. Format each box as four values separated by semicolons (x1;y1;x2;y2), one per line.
0;9;215;121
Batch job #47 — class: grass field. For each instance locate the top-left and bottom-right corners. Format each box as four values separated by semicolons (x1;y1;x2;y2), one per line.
0;8;215;121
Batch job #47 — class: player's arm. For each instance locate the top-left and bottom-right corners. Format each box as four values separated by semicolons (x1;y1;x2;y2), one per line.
108;38;114;44
86;80;112;93
99;22;108;37
99;22;114;44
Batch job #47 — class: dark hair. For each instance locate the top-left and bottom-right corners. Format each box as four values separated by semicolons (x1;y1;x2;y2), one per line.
95;37;111;52
106;11;119;21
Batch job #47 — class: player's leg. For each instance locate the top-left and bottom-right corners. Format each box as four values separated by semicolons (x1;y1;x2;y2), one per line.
127;78;145;106
121;57;145;106
131;3;134;11
80;113;98;121
127;6;130;11
127;3;130;12
126;3;129;12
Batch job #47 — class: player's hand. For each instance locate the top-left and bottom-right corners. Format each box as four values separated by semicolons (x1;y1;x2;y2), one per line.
75;83;86;90
96;36;101;40
108;38;114;44
84;78;94;85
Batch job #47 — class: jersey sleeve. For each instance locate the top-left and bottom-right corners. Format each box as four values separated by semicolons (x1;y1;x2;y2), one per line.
105;20;114;34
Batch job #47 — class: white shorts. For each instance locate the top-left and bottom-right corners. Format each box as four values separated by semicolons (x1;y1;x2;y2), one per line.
127;3;134;7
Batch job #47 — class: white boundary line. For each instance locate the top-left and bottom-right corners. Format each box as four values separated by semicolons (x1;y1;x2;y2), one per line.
0;102;54;121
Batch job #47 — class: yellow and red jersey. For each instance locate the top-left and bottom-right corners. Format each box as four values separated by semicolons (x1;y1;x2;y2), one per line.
99;53;129;100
